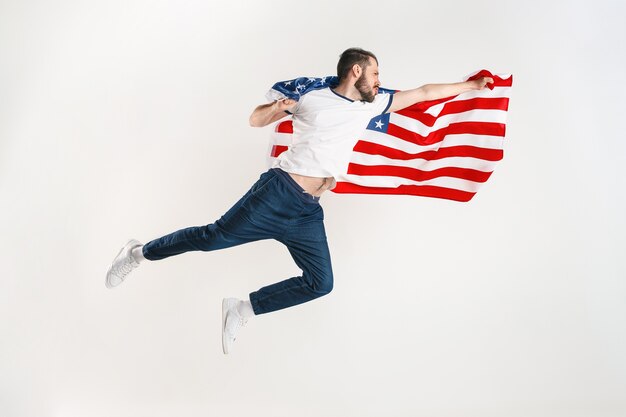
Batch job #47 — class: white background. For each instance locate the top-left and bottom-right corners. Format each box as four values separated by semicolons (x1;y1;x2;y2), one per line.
1;1;625;416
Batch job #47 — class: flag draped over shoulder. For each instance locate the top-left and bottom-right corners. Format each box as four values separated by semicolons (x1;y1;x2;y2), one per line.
266;70;512;202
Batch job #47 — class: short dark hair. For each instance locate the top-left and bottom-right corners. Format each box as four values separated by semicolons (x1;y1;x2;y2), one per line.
336;47;378;82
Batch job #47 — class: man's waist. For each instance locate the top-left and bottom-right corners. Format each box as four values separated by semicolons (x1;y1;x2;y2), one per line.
287;172;336;197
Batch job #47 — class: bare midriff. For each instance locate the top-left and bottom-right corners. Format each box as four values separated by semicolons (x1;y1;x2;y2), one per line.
288;173;336;197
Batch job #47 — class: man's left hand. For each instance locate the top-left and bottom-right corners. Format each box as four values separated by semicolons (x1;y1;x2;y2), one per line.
473;77;494;90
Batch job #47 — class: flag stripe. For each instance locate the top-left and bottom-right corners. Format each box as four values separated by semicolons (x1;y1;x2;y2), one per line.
355;131;505;153
466;71;513;88
341;173;487;193
405;86;512;115
353;141;503;162
271;145;289;158
347;163;494;183
350;154;499;173
396;97;510;126
332;182;476;202
276;120;293;133
390;108;509;135
386;121;506;146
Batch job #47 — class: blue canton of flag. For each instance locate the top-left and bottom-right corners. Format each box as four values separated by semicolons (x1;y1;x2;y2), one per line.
366;113;390;133
269;76;339;100
267;76;397;102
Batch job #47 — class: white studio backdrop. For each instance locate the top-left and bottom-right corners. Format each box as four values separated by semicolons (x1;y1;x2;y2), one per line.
1;0;625;416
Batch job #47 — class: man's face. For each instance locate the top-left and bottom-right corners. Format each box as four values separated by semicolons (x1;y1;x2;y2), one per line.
354;57;381;103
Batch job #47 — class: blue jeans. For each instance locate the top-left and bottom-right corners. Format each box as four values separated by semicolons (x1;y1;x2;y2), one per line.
142;168;333;315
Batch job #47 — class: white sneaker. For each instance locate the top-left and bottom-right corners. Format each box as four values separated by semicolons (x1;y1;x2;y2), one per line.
105;239;142;289
222;298;248;354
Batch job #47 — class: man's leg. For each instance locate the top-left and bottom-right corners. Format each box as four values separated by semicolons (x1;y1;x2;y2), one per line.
222;170;333;352
223;204;333;353
106;170;279;288
248;202;334;315
142;170;281;261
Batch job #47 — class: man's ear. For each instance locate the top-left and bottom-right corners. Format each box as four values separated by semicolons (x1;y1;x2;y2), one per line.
352;64;362;78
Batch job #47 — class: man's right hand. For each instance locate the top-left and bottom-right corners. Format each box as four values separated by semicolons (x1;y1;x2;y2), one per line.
250;98;298;127
275;98;297;112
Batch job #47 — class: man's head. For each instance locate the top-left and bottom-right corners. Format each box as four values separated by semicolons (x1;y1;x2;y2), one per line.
336;47;381;103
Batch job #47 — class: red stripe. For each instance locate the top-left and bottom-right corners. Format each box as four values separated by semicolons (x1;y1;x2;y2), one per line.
386;121;506;146
276;120;293;133
347;163;493;183
402;96;455;113
394;106;436;126
332;182;476;202
353;141;503;162
271;145;288;157
466;70;513;88
443;97;510;113
396;73;512;114
397;97;510;126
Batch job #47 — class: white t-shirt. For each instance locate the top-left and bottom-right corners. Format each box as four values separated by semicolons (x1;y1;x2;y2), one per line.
272;88;393;179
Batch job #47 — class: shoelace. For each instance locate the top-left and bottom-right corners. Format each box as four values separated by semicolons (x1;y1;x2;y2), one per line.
113;257;137;278
227;315;248;341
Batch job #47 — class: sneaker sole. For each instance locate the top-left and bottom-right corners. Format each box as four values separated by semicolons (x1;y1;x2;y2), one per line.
221;298;229;354
105;245;126;289
105;239;141;289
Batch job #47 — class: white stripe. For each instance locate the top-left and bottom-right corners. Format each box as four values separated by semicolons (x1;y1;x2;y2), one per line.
427;134;504;149
359;131;504;153
337;173;486;193
424;86;511;115
349;153;500;173
390;109;508;136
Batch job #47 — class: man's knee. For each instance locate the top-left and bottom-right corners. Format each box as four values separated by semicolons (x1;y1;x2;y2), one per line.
310;267;334;296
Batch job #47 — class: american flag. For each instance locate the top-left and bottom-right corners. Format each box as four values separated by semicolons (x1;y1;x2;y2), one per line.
266;70;512;202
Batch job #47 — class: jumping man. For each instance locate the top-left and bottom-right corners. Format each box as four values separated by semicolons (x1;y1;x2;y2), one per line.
106;48;493;354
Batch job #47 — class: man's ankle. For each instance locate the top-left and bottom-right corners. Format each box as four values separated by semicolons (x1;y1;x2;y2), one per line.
237;299;255;319
131;246;145;263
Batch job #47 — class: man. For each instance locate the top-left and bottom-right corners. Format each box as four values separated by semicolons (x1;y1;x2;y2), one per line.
106;48;493;354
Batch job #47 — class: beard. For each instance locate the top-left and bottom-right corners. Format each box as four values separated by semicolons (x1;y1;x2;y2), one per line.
355;74;376;103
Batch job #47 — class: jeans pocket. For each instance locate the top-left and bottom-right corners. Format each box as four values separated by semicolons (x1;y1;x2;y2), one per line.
250;172;277;197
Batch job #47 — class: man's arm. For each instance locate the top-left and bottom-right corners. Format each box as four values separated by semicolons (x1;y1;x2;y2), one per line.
249;98;298;127
387;77;493;113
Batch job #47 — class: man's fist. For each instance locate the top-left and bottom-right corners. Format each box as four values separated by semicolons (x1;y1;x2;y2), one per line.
275;98;298;112
472;77;494;90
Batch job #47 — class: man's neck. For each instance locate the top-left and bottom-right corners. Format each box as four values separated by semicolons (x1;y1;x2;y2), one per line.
332;81;361;101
